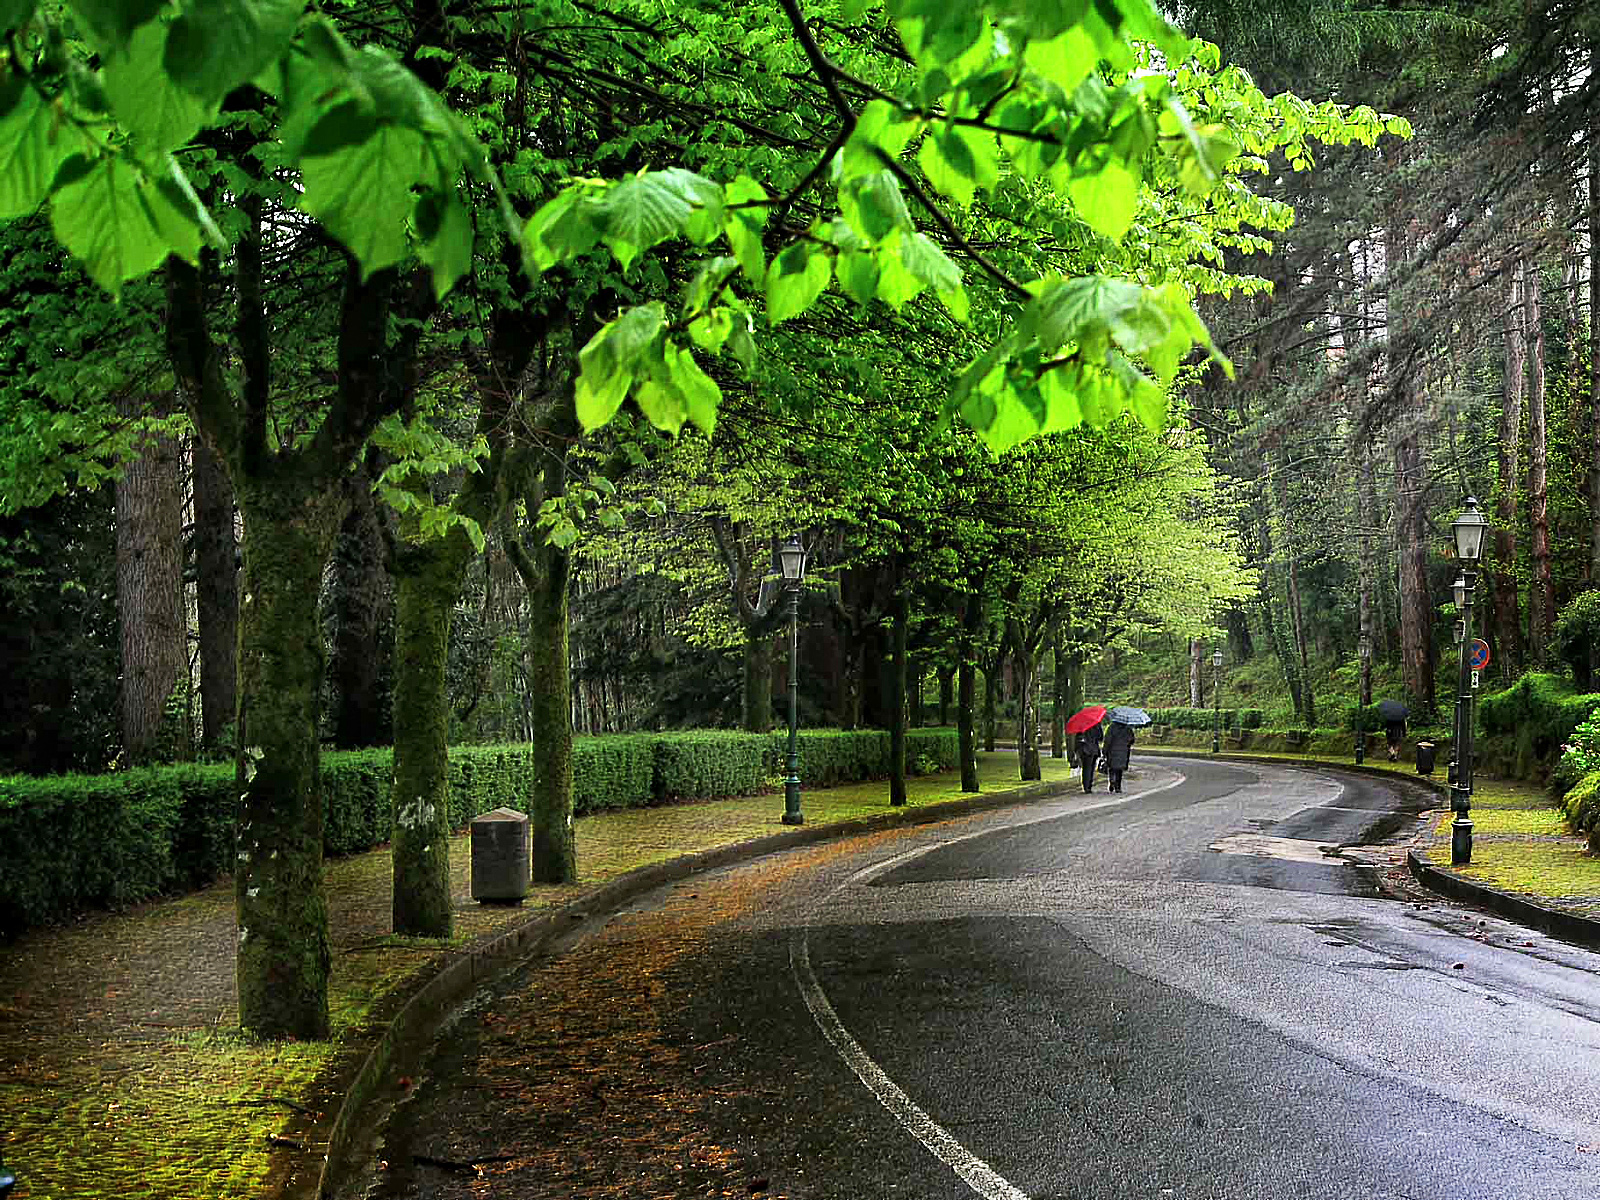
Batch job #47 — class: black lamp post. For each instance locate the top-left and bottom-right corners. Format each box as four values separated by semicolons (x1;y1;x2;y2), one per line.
1211;648;1224;754
779;535;807;826
1449;498;1489;865
1355;633;1371;764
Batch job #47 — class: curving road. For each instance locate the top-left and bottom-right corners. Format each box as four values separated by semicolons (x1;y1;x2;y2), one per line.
356;757;1600;1200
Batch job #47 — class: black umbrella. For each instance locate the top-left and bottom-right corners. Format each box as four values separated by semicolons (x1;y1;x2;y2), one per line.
1376;699;1408;721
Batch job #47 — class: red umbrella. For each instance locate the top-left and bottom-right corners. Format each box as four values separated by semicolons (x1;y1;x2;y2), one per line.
1066;705;1107;734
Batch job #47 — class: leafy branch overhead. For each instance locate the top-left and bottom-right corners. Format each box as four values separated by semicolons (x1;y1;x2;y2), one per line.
3;0;1408;454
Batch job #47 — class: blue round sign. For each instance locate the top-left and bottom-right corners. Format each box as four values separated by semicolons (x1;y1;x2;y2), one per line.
1469;639;1490;670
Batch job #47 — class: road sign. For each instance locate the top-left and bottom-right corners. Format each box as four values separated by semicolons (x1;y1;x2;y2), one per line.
1469;639;1490;670
1471;671;1480;690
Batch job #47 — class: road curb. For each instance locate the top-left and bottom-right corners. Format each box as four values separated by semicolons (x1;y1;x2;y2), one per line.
1141;746;1600;952
313;776;1077;1199
1405;849;1600;950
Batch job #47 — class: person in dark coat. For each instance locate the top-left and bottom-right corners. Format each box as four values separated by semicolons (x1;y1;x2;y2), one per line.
1384;716;1406;761
1103;719;1135;793
1074;721;1103;793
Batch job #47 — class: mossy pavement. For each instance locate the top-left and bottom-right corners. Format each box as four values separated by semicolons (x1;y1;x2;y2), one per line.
2;744;1594;1200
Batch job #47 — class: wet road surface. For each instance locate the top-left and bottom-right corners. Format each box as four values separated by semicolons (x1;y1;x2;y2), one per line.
350;757;1600;1199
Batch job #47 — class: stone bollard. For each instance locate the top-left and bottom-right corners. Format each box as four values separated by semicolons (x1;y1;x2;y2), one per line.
471;807;530;903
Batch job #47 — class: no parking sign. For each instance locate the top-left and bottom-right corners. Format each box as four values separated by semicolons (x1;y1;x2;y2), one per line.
1469;639;1490;670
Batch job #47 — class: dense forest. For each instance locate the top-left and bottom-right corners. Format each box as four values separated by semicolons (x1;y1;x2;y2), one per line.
1;0;1595;1039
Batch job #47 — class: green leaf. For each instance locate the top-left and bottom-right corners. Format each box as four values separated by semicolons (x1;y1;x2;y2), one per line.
765;241;832;325
844;170;912;243
873;242;924;309
899;231;962;294
0;81;91;219
576;302;665;430
165;0;307;105
663;341;720;434
836;249;879;308
918;131;975;208
105;19;215;153
1023;26;1098;93
1068;159;1139;240
595;167;719;271
524;187;600;271
414;189;473;300
723;175;768;285
842;99;917;180
632;377;684;435
727;319;756;373
49;156;202;295
67;0;165;51
300;123;429;278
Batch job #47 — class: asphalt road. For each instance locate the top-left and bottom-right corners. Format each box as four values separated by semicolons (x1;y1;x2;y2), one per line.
354;757;1600;1200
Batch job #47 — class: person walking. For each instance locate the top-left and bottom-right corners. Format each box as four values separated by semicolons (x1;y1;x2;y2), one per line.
1103;718;1135;793
1074;720;1103;793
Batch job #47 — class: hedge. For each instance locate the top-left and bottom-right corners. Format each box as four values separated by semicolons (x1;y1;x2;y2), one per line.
1147;707;1261;731
1480;673;1600;758
0;726;964;938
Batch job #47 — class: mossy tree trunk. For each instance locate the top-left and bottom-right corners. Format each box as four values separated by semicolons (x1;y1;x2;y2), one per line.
234;485;344;1040
1062;646;1084;766
742;631;775;733
391;526;478;938
523;537;575;881
889;579;908;807
504;374;581;885
168;233;411;1041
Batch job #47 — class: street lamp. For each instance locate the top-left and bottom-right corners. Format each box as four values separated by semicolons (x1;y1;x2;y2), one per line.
1356;633;1371;764
1449;497;1490;865
778;535;807;826
1211;648;1224;754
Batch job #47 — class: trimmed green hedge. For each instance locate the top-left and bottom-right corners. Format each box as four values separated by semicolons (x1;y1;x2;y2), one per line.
0;726;963;938
1480;673;1600;761
1147;707;1261;731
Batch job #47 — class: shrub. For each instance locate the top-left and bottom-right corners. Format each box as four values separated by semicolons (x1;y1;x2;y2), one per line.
1480;673;1600;765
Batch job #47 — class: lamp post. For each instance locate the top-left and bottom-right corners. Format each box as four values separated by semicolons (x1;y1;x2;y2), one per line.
1211;648;1224;754
779;535;807;826
1356;633;1371;764
1449;498;1490;865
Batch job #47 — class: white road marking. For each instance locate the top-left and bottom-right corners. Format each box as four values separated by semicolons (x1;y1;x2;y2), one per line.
789;769;1192;1199
789;931;1030;1200
1209;833;1346;864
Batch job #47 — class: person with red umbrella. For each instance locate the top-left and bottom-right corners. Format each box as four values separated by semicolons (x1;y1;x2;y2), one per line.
1067;705;1107;792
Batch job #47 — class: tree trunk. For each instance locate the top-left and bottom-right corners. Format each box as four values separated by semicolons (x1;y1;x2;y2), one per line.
233;487;344;1041
938;666;953;728
1590;61;1600;588
1011;633;1040;781
1496;258;1526;680
741;629;775;734
982;656;998;753
390;527;477;938
116;395;187;765
1394;427;1434;712
1527;257;1554;660
889;584;908;806
330;469;390;749
1188;637;1202;707
1356;435;1374;707
193;436;237;751
524;538;576;880
958;596;981;792
1050;626;1065;759
1286;546;1316;727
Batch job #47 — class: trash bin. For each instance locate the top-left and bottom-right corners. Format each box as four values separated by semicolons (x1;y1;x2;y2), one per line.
471;807;530;902
1415;741;1437;775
